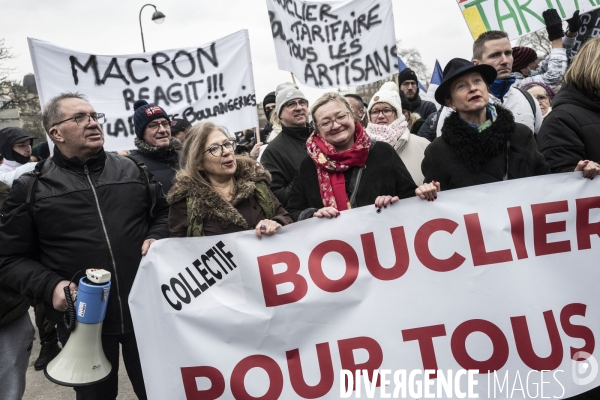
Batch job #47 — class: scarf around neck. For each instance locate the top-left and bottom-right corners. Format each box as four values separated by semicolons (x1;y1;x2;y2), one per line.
490;77;516;102
365;117;409;152
459;104;498;132
306;121;370;211
441;105;513;173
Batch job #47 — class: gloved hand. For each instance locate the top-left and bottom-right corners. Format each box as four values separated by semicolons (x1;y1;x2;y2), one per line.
543;8;564;41
567;10;581;33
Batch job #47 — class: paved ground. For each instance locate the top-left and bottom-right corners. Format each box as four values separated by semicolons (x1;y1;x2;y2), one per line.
22;308;136;400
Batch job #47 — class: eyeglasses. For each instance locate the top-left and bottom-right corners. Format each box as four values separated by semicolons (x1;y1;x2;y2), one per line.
534;95;550;103
52;113;105;127
318;112;350;131
147;121;171;131
370;108;396;117
284;100;308;109
204;139;237;156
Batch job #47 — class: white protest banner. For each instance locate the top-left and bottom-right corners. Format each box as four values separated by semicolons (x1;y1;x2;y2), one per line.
28;30;257;152
266;0;397;88
456;0;600;40
130;173;600;399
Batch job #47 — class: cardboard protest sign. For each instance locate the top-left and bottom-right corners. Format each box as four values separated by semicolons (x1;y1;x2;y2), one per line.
28;30;257;152
571;7;600;54
456;0;600;40
266;0;397;88
130;173;600;399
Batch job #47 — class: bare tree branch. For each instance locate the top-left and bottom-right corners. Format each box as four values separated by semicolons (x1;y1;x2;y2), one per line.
516;30;552;60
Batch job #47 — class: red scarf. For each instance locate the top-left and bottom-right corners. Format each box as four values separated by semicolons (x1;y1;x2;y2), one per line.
306;121;371;211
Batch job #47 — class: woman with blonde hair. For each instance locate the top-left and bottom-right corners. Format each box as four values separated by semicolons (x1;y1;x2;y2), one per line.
286;92;438;221
167;122;292;237
538;37;600;173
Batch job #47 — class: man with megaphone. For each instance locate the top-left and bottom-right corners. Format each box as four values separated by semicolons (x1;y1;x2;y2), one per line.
0;92;169;400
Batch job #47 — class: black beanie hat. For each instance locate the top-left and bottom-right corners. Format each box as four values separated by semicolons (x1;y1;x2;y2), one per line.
398;68;419;85
263;91;276;120
32;142;50;161
133;100;169;139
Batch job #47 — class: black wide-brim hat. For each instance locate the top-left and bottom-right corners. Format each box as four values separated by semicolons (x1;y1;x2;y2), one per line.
435;58;497;105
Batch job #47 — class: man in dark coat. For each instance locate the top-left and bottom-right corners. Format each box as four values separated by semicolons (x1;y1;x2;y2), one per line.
398;68;437;120
0;92;169;400
128;100;180;195
259;82;312;207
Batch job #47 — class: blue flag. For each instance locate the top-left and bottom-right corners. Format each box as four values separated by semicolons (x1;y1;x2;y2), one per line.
431;60;443;86
398;57;427;92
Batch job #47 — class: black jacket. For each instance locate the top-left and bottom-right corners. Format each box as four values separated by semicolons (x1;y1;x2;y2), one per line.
0;147;169;335
422;106;549;190
260;125;312;207
537;84;600;173
128;138;179;194
407;95;437;120
286;141;417;221
0;283;29;329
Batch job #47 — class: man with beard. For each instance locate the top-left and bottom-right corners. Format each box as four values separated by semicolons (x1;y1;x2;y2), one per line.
260;83;311;207
398;68;437;120
0;92;169;400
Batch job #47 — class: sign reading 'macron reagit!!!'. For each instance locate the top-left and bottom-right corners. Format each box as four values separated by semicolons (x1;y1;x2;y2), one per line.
131;173;600;399
28;30;257;152
266;0;397;88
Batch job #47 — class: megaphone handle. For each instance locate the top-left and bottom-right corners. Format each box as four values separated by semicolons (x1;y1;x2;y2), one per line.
63;285;76;331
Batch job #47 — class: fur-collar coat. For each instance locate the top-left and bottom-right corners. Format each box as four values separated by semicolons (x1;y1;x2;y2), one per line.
421;105;549;190
167;158;292;237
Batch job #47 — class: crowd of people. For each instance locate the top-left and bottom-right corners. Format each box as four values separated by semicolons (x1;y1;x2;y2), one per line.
1;9;600;400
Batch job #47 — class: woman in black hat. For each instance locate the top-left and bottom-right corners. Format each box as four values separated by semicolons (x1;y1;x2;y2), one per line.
421;58;599;190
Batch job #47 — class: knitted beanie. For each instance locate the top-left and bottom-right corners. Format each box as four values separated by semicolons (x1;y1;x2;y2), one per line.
262;91;276;121
397;68;419;85
512;47;538;72
367;82;403;122
133;100;169;139
275;83;308;117
520;81;556;100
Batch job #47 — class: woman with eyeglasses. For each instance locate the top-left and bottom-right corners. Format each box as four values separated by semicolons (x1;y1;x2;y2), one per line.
522;82;555;118
128;100;180;194
286;92;438;222
167;122;292;238
365;82;430;185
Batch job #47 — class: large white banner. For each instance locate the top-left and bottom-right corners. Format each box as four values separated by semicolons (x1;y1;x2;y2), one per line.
266;0;397;88
456;0;600;40
130;173;600;399
28;30;257;152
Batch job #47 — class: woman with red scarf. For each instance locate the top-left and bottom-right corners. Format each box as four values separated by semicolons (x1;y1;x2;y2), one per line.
286;93;438;221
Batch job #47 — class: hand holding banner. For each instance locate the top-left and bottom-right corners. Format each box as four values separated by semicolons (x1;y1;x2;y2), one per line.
28;30;257;151
267;0;397;88
456;0;600;40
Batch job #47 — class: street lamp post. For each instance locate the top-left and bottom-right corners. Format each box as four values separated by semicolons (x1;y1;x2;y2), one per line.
139;4;166;53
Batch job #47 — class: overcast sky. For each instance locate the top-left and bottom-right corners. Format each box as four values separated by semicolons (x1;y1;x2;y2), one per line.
1;0;475;103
